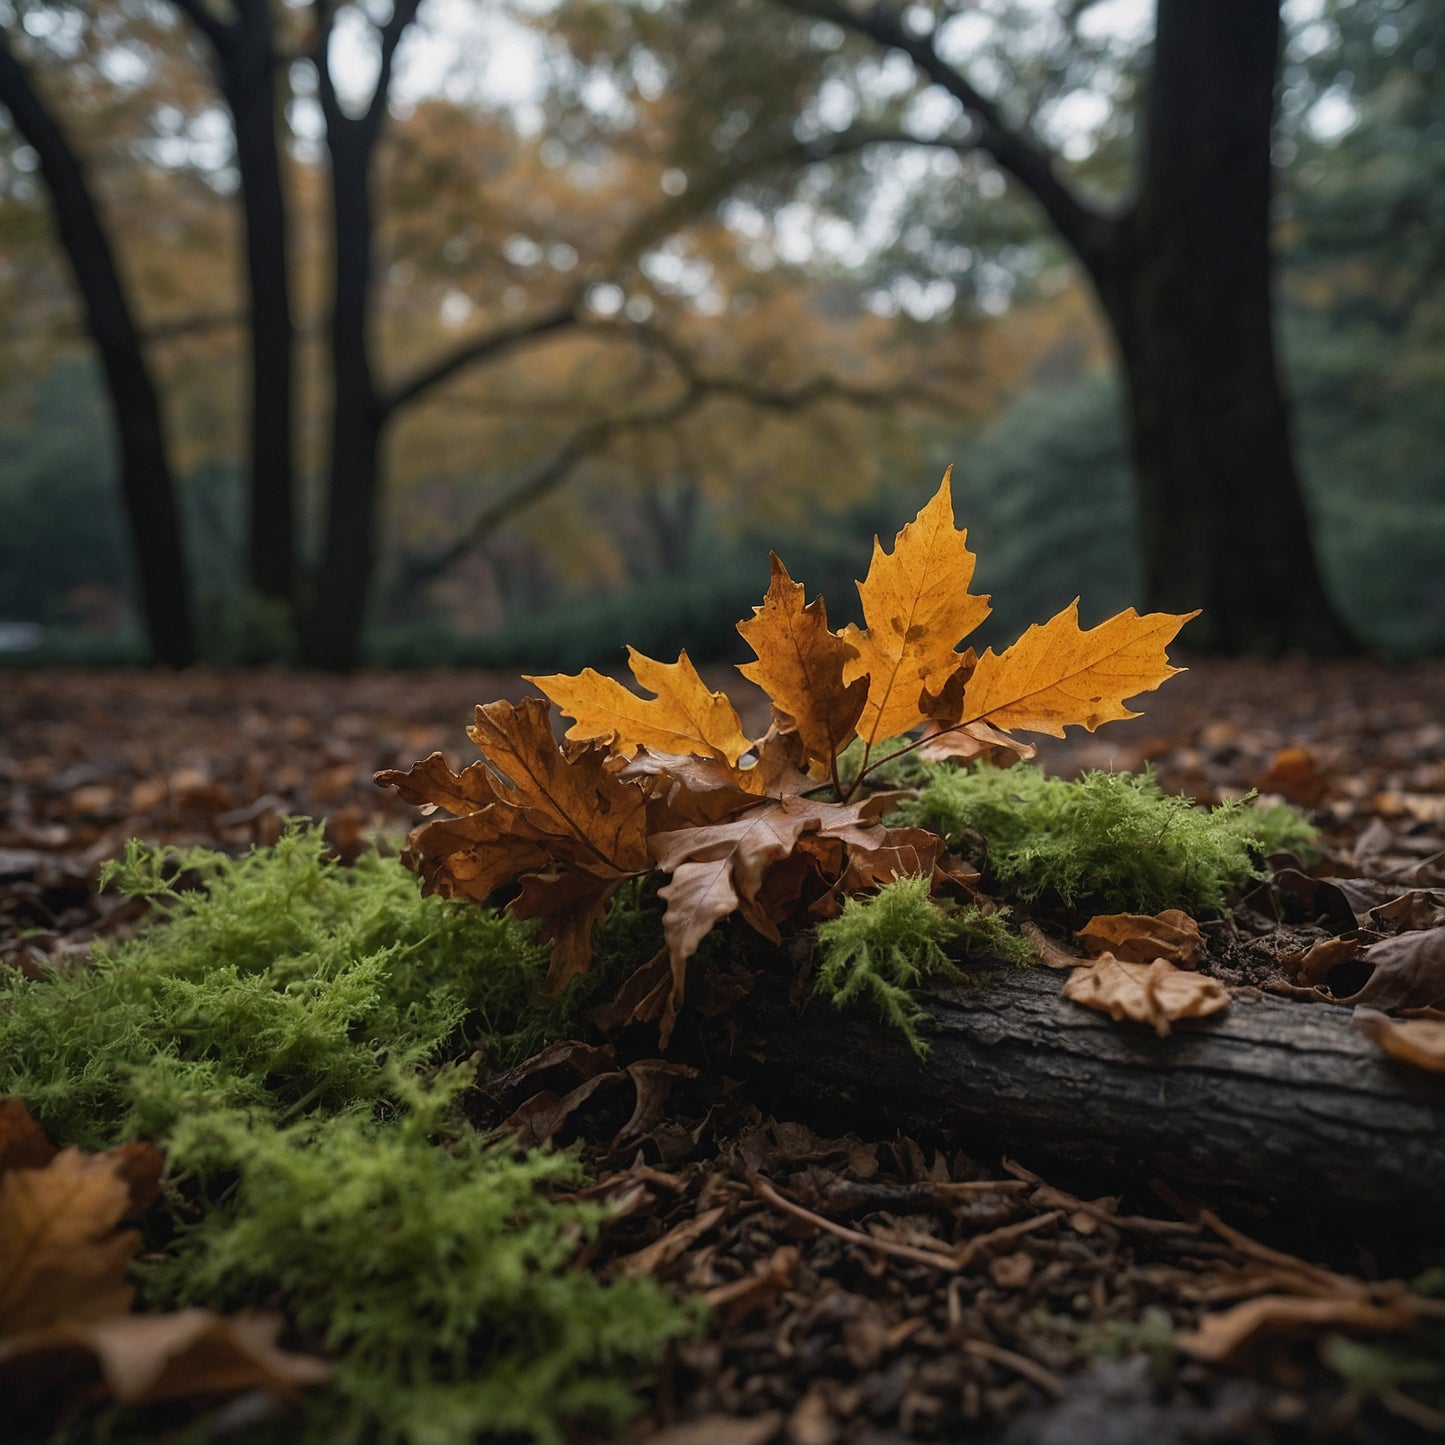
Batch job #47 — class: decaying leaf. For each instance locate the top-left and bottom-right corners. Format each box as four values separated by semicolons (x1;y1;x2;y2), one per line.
1353;1008;1445;1073
0;1101;328;1412
1337;925;1445;1012
378;469;1196;1036
1062;956;1229;1037
736;554;868;771
1077;909;1203;968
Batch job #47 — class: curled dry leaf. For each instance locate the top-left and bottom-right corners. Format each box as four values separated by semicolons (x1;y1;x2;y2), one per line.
1338;925;1445;1012
1177;1294;1417;1365
1076;909;1203;968
1353;1008;1445;1074
2;1309;331;1407
0;1100;328;1412
1062;956;1229;1037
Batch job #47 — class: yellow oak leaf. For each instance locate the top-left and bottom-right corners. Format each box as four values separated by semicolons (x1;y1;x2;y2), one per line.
961;600;1198;738
839;468;991;746
528;648;751;766
736;554;868;771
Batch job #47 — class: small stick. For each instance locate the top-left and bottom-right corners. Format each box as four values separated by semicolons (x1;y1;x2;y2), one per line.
961;1338;1066;1398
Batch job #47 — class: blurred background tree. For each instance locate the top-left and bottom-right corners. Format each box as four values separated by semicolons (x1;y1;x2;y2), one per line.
0;0;1440;667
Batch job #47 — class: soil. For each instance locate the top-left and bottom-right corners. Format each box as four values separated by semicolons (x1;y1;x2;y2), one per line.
4;656;1445;1443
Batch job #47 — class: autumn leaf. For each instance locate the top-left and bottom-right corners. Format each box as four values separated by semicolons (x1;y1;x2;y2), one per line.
838;468;992;746
529;647;751;766
1353;1008;1445;1074
1062;955;1229;1037
736;554;868;772
379;699;660;993
0;1101;328;1411
961;600;1199;738
1077;910;1203;968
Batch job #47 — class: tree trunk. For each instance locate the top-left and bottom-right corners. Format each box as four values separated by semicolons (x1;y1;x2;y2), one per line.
715;962;1445;1235
218;0;297;612
0;35;195;668
302;118;381;670
1100;0;1357;654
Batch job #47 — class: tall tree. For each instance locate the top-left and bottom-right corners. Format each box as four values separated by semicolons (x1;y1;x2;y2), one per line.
170;0;297;609
568;0;1357;653
806;0;1359;652
0;27;195;665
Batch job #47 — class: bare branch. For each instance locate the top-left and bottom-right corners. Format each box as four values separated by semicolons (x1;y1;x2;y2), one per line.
167;0;232;51
379;297;583;419
364;0;423;136
391;321;964;600
768;0;1115;266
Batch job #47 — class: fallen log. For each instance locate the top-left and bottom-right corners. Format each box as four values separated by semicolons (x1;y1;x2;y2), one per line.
713;962;1445;1234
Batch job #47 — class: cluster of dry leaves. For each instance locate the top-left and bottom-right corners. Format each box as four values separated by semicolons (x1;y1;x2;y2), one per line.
378;473;1195;1039
0;1099;327;1421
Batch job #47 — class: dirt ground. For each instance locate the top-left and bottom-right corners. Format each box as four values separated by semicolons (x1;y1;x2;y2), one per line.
4;656;1445;1443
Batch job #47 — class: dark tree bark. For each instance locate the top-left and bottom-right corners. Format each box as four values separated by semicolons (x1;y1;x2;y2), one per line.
0;33;195;667
300;0;581;669
717;961;1445;1234
779;0;1358;655
1109;0;1350;653
173;0;298;611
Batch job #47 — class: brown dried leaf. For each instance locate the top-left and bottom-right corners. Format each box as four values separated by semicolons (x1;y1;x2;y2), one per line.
0;1136;161;1334
1338;925;1445;1011
1062;955;1229;1037
0;1308;330;1406
1077;909;1203;968
736;554;869;770
1353;1008;1445;1074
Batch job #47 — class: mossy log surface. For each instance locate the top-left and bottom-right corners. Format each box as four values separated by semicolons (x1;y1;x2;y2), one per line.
717;963;1445;1232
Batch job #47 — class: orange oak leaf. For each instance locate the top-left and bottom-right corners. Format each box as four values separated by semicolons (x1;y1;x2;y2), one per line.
838;468;991;747
736;554;868;771
528;648;751;766
960;600;1198;738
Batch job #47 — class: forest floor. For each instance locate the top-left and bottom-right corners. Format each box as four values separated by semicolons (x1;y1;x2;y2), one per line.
4;656;1445;1444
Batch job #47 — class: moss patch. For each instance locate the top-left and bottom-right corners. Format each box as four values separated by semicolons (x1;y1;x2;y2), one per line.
896;762;1316;916
814;875;1032;1055
0;825;692;1444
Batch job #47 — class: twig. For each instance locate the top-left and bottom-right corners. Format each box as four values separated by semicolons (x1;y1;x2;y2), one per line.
960;1338;1066;1398
751;1172;962;1271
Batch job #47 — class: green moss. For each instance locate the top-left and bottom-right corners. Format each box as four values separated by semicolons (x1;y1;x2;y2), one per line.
814;875;1030;1055
149;1086;692;1445
0;826;692;1443
896;763;1317;916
